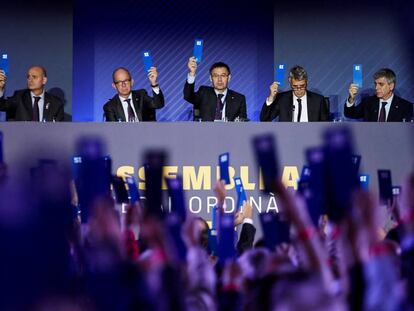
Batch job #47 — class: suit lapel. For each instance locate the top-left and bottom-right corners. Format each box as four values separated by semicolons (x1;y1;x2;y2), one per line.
224;90;235;119
287;91;294;121
43;93;51;121
370;98;379;121
203;88;215;120
23;90;33;120
132;91;143;121
387;96;399;122
306;92;315;121
115;96;127;121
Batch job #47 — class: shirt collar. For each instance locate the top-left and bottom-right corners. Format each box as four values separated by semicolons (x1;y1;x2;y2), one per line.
214;88;228;99
30;91;45;100
293;91;306;101
119;93;133;103
381;93;394;106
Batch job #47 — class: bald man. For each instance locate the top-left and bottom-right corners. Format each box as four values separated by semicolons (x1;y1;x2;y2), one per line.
103;67;164;122
0;66;64;121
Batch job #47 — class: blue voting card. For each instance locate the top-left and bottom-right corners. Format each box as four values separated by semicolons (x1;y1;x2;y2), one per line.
125;175;140;204
324;127;359;223
353;64;363;87
211;205;218;230
208;228;218;256
300;165;311;182
359;174;370;190
144;150;166;219
259;212;290;250
305;147;327;225
165;212;187;263
219;152;231;184
351;155;362;173
75;156;112;223
253;134;279;194
234;177;247;210
217;213;236;265
0;54;8;76
0;131;3;163
142;51;153;73
275;64;286;87
193;39;203;63
71;155;82;182
166;176;187;222
378;169;393;202
111;175;129;204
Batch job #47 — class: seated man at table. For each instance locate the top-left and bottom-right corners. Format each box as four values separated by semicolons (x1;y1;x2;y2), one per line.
103;67;164;122
260;65;329;122
183;58;247;121
344;68;413;122
0;66;64;121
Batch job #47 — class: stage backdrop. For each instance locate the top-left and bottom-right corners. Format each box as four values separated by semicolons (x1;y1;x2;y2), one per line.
1;122;413;233
274;1;414;118
73;0;274;122
0;0;73;121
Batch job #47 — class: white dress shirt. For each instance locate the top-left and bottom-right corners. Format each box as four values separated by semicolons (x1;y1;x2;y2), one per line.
214;89;228;121
293;93;309;122
119;94;138;122
377;94;393;121
31;91;45;122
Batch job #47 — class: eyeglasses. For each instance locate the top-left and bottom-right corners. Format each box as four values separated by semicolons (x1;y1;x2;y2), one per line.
211;74;229;79
114;79;131;85
291;84;307;90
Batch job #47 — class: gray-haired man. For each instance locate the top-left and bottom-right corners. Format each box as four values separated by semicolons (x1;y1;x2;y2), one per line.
345;68;413;122
260;65;329;122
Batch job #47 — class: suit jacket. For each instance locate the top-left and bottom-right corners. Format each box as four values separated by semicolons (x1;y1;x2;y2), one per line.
260;90;329;122
0;89;64;121
344;94;413;122
103;89;164;122
183;82;247;121
236;223;256;256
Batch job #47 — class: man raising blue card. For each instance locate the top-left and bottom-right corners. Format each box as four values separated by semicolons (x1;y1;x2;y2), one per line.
0;66;64;121
103;67;164;122
260;65;329;122
183;57;247;122
344;68;413;122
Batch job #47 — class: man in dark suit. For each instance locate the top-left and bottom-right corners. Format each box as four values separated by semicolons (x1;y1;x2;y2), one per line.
260;66;329;122
344;68;413;122
103;67;164;122
183;58;247;121
0;66;64;121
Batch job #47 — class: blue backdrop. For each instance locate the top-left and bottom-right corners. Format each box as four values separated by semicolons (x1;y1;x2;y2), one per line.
72;0;414;121
73;0;274;121
273;2;414;119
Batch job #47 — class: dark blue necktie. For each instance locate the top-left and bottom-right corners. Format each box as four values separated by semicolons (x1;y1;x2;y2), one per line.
378;102;387;122
215;94;224;120
297;98;302;122
32;96;41;122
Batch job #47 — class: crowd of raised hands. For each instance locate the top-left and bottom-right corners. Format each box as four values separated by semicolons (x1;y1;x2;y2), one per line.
1;136;414;311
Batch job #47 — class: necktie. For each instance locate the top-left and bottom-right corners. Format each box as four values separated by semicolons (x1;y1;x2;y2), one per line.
32;96;41;122
297;98;302;122
214;94;224;120
125;98;135;122
378;102;387;122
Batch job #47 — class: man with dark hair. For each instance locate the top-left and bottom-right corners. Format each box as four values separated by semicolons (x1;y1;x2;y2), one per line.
103;66;164;122
0;66;64;121
260;65;329;122
183;57;247;121
345;68;413;122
